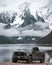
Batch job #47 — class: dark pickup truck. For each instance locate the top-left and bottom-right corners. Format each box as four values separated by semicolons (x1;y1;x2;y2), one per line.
12;47;45;63
12;49;31;63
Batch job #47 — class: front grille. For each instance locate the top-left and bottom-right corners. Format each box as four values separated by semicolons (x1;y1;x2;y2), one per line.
14;52;26;56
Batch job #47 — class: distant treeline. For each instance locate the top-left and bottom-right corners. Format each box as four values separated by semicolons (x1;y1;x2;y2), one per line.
0;36;39;44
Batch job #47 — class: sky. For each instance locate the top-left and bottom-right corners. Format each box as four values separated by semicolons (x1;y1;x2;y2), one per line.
0;0;48;11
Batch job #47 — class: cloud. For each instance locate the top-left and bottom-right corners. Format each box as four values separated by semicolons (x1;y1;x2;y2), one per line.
0;22;51;37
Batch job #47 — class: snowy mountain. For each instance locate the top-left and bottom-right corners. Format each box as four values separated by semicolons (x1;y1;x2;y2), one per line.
0;10;17;29
37;1;52;30
10;2;37;28
0;1;52;44
0;2;51;30
12;2;49;30
18;2;37;27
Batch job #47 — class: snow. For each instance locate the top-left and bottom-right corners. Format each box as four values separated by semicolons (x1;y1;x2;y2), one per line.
11;12;24;26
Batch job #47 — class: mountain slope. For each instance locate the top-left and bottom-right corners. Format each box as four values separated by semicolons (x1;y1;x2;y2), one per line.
18;2;37;27
38;31;52;44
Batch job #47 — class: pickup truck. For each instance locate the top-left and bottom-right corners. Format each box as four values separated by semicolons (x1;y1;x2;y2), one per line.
12;49;31;63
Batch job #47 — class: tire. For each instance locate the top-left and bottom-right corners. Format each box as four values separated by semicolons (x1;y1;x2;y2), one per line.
12;56;17;63
40;58;44;63
26;56;32;63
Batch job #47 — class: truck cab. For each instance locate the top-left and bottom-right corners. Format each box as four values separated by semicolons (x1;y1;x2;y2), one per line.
31;47;45;63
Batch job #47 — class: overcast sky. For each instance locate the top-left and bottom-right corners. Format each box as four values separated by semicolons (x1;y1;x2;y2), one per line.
0;0;48;6
0;0;49;11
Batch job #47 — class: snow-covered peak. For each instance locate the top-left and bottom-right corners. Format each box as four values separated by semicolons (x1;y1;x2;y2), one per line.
11;2;31;27
36;2;52;31
19;2;30;12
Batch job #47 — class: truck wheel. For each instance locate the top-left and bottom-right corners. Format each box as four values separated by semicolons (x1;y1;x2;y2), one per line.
26;56;32;63
12;57;17;63
40;58;44;63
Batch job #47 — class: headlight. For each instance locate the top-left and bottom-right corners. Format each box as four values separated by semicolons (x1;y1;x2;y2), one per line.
26;53;29;56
